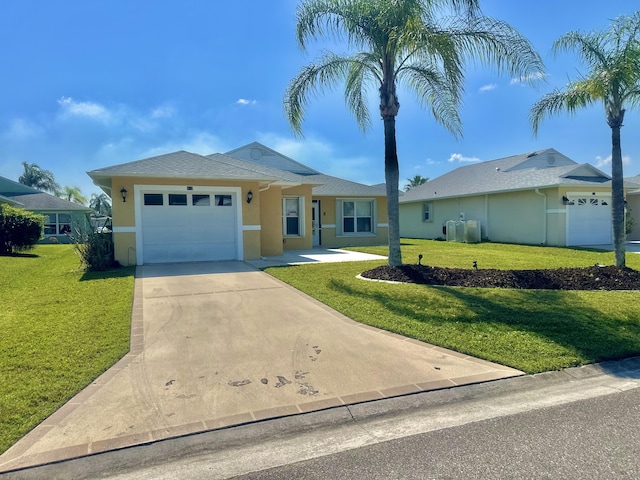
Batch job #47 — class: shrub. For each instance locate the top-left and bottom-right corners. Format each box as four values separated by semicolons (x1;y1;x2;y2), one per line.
0;204;44;254
68;216;115;271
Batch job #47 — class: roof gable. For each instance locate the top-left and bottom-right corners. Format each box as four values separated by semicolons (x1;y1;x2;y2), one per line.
225;142;320;176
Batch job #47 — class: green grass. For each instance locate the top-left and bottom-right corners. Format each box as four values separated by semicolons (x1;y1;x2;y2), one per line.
0;245;134;454
267;240;640;374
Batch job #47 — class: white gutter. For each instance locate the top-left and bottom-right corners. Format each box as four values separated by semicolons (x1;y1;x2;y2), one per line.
534;188;547;245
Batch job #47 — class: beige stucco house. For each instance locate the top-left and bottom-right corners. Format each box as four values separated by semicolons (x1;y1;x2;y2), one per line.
399;148;635;247
87;142;388;265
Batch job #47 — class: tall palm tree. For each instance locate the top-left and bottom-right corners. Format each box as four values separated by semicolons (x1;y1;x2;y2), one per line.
18;161;60;195
89;193;112;216
60;185;88;206
405;174;429;191
285;0;544;266
530;12;640;268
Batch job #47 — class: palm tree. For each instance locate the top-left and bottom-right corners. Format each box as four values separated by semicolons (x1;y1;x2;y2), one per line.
530;12;640;268
18;161;60;195
405;174;429;191
285;0;544;266
89;193;112;216
60;186;88;206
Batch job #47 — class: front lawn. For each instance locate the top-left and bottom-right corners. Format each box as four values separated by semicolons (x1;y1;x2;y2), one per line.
266;240;640;374
0;245;134;454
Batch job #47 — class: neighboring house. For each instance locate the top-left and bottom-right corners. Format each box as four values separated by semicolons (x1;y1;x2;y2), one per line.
399;148;633;247
622;175;640;241
0;176;92;244
87;142;388;265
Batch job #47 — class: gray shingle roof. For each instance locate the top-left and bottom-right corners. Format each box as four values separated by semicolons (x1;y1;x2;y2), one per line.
400;148;612;204
205;153;320;185
225;142;320;175
309;174;390;196
3;192;91;211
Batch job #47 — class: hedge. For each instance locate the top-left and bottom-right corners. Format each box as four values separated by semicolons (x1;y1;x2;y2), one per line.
0;204;44;254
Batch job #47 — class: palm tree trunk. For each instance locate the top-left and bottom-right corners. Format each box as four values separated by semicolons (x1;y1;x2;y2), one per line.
383;115;402;267
609;113;626;268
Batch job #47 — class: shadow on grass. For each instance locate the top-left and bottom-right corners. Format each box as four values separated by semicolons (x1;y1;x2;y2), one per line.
330;278;640;374
0;252;39;258
80;266;135;282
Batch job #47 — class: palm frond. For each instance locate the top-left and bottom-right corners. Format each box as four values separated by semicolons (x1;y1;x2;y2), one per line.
530;86;595;135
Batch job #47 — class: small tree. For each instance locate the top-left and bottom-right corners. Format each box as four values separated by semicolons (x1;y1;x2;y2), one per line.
67;215;114;271
405;175;429;191
0;204;44;254
18;162;60;195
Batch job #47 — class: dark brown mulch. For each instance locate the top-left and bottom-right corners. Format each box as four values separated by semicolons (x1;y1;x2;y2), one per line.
360;264;640;290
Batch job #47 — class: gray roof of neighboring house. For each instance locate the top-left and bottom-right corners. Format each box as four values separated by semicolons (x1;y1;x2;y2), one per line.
0;175;90;211
225;142;320;175
400;148;613;204
3;192;91;211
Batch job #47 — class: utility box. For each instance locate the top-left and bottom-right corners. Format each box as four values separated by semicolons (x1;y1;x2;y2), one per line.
446;220;481;244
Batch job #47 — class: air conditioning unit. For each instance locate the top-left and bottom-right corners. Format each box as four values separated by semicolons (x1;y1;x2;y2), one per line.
445;220;481;243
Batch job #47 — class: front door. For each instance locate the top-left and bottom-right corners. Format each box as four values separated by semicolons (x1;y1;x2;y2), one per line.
312;200;321;247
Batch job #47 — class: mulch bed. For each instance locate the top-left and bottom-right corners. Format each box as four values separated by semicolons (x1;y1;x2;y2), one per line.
360;264;640;290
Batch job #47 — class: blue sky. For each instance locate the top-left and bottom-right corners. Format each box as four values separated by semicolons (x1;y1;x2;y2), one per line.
1;0;638;198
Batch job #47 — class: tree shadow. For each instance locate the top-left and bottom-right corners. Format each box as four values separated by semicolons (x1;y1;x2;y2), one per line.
0;252;39;258
330;278;640;374
79;266;135;282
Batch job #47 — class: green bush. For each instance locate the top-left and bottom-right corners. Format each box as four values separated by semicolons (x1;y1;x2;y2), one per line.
68;216;115;271
0;204;44;254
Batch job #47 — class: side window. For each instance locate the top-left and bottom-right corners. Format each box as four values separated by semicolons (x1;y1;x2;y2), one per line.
423;202;432;222
283;197;301;236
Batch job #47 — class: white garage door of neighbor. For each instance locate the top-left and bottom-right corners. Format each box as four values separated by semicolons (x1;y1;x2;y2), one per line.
566;195;612;246
141;191;238;263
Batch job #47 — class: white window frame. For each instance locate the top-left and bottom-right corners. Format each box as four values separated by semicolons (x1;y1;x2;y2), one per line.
422;202;433;222
337;198;376;236
282;196;305;237
42;212;72;236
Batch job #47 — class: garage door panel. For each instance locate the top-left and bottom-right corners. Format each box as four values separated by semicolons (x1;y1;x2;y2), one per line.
566;196;612;246
141;190;238;264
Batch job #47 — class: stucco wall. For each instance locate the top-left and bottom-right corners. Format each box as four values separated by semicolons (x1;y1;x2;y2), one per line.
259;186;284;256
316;195;388;247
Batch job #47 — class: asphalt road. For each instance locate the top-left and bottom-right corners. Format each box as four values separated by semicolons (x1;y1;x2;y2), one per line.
234;387;640;480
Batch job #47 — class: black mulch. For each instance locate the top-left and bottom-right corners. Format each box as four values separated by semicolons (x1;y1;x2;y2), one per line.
360;264;640;290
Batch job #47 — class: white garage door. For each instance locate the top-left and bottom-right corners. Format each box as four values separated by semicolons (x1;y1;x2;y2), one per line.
141;190;238;263
566;195;612;246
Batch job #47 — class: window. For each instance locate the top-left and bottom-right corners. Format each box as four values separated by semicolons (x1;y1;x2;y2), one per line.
144;194;163;206
215;194;232;206
168;194;187;206
340;200;374;234
192;194;210;206
42;213;72;235
423;202;432;222
283;197;303;236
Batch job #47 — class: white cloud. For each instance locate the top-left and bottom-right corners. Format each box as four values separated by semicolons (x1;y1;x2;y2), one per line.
140;131;230;157
594;154;631;170
236;98;257;106
151;106;175;119
57;96;110;121
479;84;497;93
448;153;480;163
425;158;438;165
3;118;42;139
510;72;547;85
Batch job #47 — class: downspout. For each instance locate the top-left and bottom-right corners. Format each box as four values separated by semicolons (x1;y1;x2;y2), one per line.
259;183;272;192
484;194;489;240
534;188;547;245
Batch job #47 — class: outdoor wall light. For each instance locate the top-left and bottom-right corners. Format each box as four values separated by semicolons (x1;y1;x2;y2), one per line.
562;195;569;205
247;190;253;204
120;187;128;202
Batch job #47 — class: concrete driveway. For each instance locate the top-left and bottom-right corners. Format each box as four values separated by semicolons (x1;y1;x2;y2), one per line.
0;261;521;472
